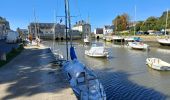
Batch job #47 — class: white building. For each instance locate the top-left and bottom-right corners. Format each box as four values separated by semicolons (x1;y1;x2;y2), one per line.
103;25;114;35
0;17;10;40
94;28;103;39
72;20;91;38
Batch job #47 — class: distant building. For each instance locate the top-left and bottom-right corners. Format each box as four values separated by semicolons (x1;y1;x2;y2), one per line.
72;20;91;38
94;28;104;39
0;17;10;39
103;25;114;35
28;23;65;39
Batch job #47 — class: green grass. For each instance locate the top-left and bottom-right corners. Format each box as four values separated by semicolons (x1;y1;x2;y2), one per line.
0;44;24;68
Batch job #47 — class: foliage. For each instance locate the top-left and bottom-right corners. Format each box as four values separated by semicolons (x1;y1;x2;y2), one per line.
113;13;130;32
137;11;170;32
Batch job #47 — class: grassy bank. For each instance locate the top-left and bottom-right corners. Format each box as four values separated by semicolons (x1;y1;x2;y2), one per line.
0;44;24;68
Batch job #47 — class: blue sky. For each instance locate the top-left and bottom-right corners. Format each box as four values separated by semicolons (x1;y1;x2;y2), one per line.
0;0;170;31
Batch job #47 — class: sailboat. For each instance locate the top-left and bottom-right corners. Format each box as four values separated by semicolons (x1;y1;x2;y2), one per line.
124;6;137;42
84;34;90;44
157;9;170;46
85;44;109;57
146;58;170;71
128;6;149;50
62;0;106;99
31;9;41;46
51;12;64;60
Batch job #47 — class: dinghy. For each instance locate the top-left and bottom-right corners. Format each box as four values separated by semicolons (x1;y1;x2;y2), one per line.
146;58;170;71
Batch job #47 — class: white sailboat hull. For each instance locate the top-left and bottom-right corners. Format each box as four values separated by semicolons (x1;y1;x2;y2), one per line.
157;39;170;46
84;38;90;43
112;35;124;40
128;42;149;50
85;50;109;57
85;46;109;57
146;58;170;71
124;37;134;42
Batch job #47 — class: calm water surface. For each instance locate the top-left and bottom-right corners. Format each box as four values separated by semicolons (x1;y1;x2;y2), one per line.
44;40;170;100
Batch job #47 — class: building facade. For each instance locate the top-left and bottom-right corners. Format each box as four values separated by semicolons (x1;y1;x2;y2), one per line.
28;23;65;39
103;25;114;35
72;20;91;38
94;28;104;39
0;17;10;39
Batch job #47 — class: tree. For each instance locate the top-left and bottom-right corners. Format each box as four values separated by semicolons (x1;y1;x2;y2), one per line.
112;13;130;32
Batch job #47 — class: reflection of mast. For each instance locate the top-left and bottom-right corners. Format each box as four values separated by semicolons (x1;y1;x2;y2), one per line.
165;9;169;36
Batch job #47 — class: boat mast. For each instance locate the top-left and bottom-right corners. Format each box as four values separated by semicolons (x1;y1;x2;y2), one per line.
64;0;69;60
165;9;169;36
53;11;56;51
34;9;37;38
134;5;136;36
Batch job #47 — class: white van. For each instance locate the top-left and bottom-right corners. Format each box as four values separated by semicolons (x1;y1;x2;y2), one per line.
6;31;19;43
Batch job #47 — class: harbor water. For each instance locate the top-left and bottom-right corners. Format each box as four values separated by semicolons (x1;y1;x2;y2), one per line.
44;40;170;100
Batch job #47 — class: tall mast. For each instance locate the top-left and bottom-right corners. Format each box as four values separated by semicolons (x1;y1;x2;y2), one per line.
67;0;72;46
64;0;69;60
165;9;169;36
134;5;136;36
53;11;56;51
33;9;37;38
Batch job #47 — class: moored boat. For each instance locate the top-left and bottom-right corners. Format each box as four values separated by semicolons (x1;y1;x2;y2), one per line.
62;0;106;99
85;44;109;57
157;38;170;46
112;35;124;42
146;58;170;71
63;47;106;99
128;42;149;50
157;9;170;46
124;37;134;42
84;35;90;44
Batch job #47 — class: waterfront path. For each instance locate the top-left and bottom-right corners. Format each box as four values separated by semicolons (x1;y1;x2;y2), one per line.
0;47;76;100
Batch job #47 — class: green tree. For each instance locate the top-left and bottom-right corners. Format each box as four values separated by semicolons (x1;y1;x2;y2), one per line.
112;13;130;32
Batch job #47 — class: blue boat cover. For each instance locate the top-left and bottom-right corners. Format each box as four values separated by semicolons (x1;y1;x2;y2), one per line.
70;46;77;60
134;37;142;42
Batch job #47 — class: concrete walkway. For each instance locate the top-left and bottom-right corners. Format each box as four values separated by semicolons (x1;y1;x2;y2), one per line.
0;47;76;100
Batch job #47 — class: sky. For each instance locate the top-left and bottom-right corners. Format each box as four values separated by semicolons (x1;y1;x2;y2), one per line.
0;0;170;31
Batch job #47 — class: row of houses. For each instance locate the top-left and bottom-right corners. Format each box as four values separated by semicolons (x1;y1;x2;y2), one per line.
28;20;91;39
